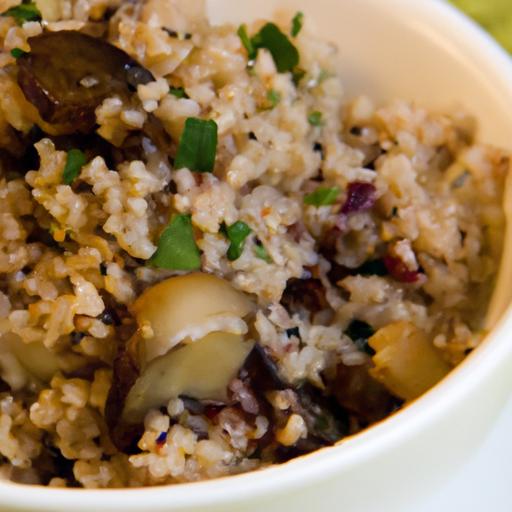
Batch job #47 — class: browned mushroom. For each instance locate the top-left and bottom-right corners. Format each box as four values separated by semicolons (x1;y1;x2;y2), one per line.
17;31;154;133
105;273;255;451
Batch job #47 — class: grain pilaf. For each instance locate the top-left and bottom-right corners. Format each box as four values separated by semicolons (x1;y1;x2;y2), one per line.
0;0;508;488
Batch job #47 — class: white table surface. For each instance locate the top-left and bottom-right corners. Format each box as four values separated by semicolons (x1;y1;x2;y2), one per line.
415;394;512;511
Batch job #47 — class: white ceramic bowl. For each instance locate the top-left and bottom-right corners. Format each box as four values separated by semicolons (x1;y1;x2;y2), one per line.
2;0;512;510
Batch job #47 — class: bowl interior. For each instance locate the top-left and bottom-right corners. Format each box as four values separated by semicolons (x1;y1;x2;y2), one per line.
2;0;512;511
207;0;512;325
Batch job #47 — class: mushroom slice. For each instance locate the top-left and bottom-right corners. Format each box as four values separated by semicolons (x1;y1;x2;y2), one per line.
132;273;253;363
17;31;154;132
0;333;60;386
123;332;254;423
368;321;450;401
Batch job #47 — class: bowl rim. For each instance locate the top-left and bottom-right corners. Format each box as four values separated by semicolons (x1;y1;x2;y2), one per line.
2;0;512;509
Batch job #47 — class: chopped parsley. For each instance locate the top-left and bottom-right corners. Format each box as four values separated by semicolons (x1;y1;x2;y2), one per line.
254;241;272;263
2;1;41;25
291;11;304;37
237;24;257;60
169;86;188;99
304;186;340;207
308;111;324;127
175;118;218;173
10;47;26;59
266;89;281;108
149;214;201;270
238;22;300;73
222;221;252;261
254;23;299;72
62;149;87;185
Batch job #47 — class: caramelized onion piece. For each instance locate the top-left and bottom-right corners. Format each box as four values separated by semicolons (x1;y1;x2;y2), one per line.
17;31;153;131
369;322;450;401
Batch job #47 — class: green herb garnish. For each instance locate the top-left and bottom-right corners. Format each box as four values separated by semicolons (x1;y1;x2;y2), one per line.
253;23;299;73
169;86;188;99
304;186;340;207
291;11;304;37
2;1;41;24
318;69;331;83
223;221;252;261
308;111;324;127
149;214;201;270
237;24;257;60
10;47;26;59
266;89;281;108
175;118;218;173
254;242;272;263
62;149;87;185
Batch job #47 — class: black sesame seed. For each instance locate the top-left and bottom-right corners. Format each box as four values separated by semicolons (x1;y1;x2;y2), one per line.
249;132;257;141
350;126;363;136
286;327;301;339
313;142;325;160
99;263;108;276
99;308;121;326
164;28;193;40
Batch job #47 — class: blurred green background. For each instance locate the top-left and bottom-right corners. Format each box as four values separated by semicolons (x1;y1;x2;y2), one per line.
451;0;512;52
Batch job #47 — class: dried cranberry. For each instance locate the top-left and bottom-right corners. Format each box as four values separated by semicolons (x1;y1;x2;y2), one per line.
341;182;376;214
383;256;420;283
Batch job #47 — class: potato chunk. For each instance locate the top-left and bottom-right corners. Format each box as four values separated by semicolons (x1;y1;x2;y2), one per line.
369;322;450;401
132;273;253;363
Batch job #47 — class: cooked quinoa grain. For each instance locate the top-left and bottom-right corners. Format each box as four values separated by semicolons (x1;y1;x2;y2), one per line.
0;0;507;488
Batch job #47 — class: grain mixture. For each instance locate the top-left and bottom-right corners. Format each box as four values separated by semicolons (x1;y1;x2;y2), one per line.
0;0;507;489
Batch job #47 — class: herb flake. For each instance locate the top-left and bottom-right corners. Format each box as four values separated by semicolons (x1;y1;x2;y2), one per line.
2;1;41;24
62;149;87;185
266;89;281;108
223;221;252;261
149;214;201;270
254;242;272;263
169;86;188;99
175;118;218;173
291;11;304;37
237;24;256;60
254;23;299;73
304;186;340;207
10;47;26;59
308;111;324;127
